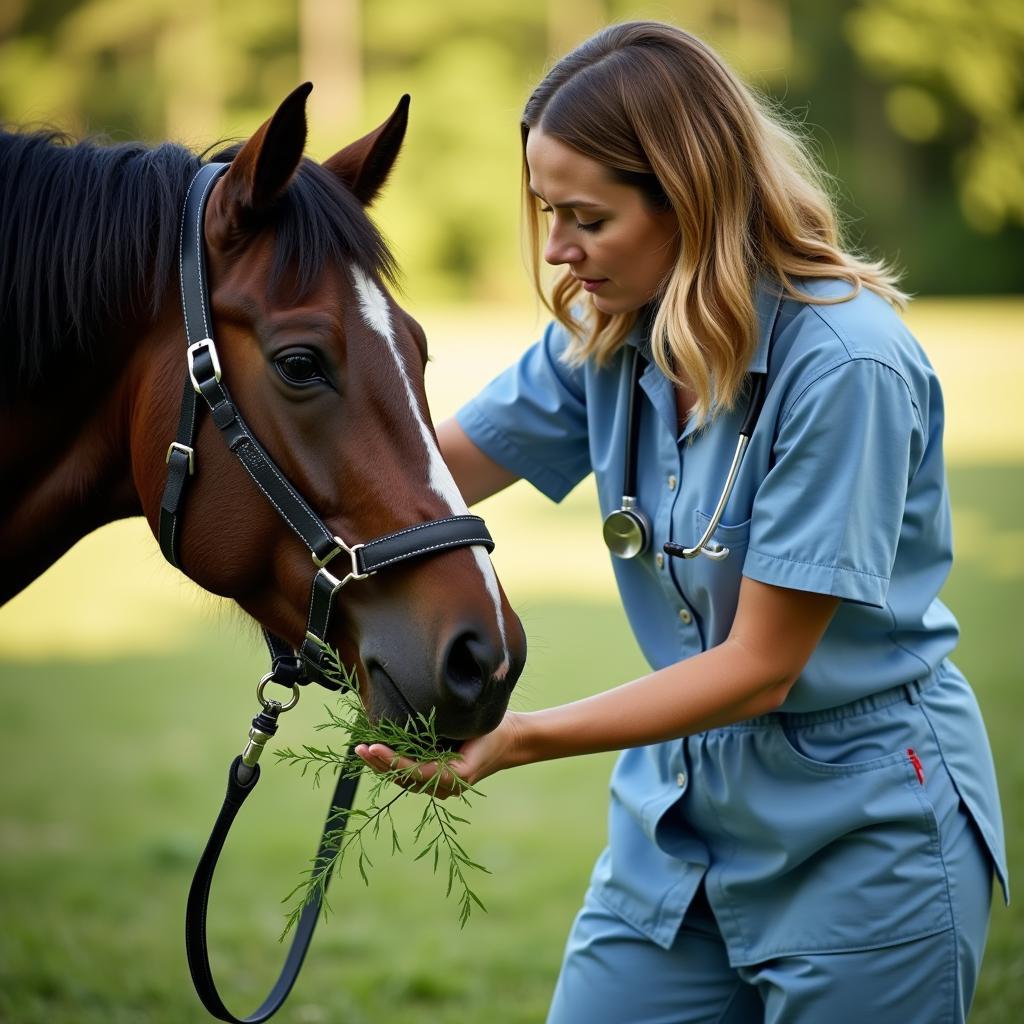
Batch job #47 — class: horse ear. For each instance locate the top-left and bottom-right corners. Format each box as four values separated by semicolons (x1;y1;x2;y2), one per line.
323;95;410;206
208;82;312;242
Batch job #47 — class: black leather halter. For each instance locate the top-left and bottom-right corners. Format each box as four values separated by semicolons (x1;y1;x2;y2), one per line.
161;162;497;1022
159;162;494;689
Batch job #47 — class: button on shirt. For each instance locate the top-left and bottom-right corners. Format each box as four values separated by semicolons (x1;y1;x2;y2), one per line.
455;276;1006;947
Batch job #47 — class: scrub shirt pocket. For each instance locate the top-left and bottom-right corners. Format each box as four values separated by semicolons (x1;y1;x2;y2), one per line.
693;509;751;555
691;696;956;965
684;511;751;639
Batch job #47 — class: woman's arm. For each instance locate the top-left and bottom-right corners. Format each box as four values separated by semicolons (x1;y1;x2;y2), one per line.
509;579;839;763
356;577;840;793
437;417;521;506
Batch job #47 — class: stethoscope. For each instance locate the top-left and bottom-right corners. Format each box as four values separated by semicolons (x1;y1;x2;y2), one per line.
601;344;768;562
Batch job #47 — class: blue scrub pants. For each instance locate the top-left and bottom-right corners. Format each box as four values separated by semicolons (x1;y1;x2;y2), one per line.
547;681;995;1024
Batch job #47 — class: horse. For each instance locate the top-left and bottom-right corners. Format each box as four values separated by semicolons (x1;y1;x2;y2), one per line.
0;83;527;742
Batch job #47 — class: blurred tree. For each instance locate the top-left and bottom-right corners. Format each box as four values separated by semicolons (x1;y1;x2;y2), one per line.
0;0;296;142
744;0;1024;294
0;0;1018;298
160;0;224;145
361;0;547;304
847;0;1024;234
300;0;361;155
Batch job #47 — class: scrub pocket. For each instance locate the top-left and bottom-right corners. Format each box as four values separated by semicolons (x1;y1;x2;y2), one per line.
682;510;751;641
682;685;961;966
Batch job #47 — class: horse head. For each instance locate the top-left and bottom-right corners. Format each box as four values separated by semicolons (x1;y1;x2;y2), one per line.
0;85;526;740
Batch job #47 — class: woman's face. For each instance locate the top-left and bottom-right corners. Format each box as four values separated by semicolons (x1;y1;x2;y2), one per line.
525;129;680;315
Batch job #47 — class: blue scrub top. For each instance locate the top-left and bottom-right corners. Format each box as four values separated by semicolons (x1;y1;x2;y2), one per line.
456;276;1008;947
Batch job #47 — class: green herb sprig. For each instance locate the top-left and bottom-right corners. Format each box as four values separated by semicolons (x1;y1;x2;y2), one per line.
274;647;488;938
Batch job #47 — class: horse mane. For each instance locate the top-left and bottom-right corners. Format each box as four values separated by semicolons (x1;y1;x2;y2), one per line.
0;129;396;402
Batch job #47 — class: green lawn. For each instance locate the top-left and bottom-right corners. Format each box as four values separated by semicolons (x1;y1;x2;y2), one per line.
0;599;635;1024
1;461;1021;1023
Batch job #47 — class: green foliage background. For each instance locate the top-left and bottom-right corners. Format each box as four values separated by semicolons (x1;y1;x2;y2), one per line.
2;0;1022;302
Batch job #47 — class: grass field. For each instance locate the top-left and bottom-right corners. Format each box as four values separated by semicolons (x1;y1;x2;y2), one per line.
1;299;1022;1022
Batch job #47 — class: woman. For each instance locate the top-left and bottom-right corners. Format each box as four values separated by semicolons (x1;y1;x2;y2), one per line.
356;21;1006;1023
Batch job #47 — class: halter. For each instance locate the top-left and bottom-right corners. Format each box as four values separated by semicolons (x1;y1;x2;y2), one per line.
160;163;498;1022
159;162;495;689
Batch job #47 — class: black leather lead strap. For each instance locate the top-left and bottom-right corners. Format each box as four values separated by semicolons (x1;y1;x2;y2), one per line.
186;753;359;1024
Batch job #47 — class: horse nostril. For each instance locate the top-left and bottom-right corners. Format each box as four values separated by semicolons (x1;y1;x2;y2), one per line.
442;631;489;708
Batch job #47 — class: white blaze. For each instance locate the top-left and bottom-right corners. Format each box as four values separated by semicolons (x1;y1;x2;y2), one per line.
351;265;510;678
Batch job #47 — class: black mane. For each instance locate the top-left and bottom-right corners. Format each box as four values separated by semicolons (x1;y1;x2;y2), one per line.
0;129;395;400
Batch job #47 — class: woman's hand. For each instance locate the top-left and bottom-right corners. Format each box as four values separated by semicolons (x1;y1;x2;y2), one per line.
354;710;527;799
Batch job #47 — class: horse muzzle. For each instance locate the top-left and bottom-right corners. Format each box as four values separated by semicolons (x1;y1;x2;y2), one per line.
361;614;526;741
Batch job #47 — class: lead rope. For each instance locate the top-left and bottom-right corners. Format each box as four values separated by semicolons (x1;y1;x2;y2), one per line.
185;674;359;1023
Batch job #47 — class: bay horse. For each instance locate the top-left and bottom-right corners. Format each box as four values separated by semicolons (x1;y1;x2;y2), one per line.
0;83;526;741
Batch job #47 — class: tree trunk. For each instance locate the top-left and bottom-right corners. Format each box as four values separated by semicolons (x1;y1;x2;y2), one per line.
300;0;361;153
161;0;223;146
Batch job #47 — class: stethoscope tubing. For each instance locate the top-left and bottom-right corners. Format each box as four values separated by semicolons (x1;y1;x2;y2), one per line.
604;346;769;562
622;345;645;500
662;372;768;560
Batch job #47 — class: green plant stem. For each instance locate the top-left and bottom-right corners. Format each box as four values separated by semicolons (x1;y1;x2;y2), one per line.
274;646;488;938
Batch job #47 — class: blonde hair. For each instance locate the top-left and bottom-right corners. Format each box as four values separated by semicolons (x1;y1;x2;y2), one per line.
522;21;909;424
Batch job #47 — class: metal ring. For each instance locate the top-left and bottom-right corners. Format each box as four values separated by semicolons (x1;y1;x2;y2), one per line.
256;672;300;712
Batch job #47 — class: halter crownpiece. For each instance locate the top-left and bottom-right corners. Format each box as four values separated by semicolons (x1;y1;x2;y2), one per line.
159;162;495;689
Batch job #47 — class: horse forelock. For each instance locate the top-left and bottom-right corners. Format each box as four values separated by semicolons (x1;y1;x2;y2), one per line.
0;130;395;404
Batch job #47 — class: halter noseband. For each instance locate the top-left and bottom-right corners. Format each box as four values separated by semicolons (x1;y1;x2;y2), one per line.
158;162;495;690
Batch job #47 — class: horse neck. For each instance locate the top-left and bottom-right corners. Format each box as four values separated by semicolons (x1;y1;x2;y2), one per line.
0;345;143;605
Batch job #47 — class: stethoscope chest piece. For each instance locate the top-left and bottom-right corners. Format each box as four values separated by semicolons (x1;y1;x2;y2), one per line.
603;498;650;559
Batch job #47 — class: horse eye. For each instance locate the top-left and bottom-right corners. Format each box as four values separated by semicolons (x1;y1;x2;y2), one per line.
275;350;326;387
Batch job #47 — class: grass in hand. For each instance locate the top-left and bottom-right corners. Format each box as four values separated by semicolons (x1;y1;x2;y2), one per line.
274;647;489;938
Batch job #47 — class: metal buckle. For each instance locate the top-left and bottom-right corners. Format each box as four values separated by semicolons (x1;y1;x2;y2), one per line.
303;630;334;659
165;442;195;475
311;540;342;569
187;338;222;394
312;535;369;591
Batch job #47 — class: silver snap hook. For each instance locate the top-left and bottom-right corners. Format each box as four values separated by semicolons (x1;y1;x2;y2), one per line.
256;672;300;713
